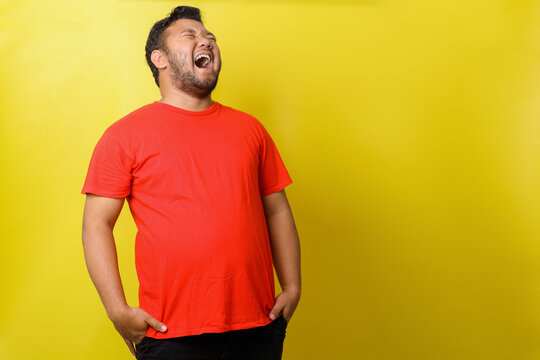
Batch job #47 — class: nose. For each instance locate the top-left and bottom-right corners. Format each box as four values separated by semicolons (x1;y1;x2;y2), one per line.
197;35;212;49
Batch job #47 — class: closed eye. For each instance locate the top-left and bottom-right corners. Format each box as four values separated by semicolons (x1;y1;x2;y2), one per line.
179;30;216;41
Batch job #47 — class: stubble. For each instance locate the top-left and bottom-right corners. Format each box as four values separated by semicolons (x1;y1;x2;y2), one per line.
166;51;220;98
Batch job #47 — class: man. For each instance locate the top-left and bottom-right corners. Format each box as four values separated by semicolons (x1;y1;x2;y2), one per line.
81;5;301;360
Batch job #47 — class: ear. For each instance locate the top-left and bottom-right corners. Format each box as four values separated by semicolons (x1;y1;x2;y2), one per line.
151;49;168;70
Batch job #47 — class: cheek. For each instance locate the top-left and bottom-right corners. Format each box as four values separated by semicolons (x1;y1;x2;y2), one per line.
178;53;191;66
213;46;221;59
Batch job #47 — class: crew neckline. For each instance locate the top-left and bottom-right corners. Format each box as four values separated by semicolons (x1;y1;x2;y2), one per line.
153;100;221;116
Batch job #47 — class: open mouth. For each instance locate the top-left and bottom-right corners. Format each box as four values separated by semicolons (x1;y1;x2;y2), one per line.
194;54;212;69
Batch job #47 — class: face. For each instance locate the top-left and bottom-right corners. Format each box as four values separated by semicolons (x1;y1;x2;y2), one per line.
161;19;222;98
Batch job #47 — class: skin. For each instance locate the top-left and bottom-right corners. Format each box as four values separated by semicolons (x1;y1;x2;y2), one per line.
81;18;301;356
151;18;222;111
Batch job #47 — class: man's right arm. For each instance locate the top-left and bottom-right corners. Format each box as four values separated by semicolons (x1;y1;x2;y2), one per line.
82;194;167;355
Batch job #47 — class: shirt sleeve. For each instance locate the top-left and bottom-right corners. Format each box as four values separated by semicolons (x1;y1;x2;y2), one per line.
81;127;133;198
258;124;293;196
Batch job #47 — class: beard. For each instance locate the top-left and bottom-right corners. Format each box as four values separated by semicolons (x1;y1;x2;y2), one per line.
166;51;220;98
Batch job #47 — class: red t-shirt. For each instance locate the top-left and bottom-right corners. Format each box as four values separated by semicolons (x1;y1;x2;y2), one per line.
81;100;293;339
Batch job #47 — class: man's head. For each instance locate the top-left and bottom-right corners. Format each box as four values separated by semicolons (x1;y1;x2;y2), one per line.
145;6;221;98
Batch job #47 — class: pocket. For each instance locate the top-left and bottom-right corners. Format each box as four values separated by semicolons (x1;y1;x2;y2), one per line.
135;336;149;347
279;314;288;328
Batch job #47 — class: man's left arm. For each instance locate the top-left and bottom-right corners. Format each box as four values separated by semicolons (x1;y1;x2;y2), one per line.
262;189;301;324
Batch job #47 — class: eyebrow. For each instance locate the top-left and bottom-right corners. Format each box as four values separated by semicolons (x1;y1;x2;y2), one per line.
180;29;216;37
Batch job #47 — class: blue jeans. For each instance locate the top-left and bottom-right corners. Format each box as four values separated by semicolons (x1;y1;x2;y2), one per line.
135;314;288;360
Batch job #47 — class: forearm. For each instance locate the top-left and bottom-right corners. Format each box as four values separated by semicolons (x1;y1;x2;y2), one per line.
266;208;301;295
82;223;128;320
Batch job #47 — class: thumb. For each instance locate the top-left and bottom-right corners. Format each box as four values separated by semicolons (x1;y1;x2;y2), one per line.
269;305;283;321
269;292;288;320
145;315;168;332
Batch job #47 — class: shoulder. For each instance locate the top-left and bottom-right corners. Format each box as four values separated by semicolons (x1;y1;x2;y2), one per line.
102;102;156;139
218;103;268;135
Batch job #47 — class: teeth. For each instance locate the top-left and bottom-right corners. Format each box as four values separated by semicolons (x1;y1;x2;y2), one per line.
194;54;211;68
195;54;211;62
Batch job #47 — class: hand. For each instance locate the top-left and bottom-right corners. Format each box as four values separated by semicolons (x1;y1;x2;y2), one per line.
269;289;301;324
110;306;167;356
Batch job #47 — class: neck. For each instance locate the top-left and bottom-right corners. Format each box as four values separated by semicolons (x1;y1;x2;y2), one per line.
158;88;214;112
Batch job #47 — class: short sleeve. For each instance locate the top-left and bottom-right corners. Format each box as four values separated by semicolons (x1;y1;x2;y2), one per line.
258;125;293;196
81;128;133;198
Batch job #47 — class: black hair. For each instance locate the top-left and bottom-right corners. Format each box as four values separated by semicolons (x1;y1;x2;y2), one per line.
145;6;203;87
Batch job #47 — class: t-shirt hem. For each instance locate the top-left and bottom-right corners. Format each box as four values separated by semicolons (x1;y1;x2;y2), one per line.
81;188;130;198
146;318;275;339
261;178;293;196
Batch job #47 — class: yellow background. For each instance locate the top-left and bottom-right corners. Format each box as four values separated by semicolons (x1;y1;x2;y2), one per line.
1;0;540;359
